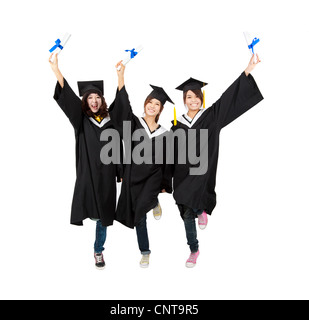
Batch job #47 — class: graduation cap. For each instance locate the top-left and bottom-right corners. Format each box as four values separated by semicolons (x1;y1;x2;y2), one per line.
77;80;104;97
149;85;174;105
176;77;208;92
148;85;177;126
176;77;208;110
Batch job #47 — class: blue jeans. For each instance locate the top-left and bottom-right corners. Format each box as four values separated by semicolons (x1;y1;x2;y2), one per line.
94;220;107;254
136;215;151;255
178;205;203;253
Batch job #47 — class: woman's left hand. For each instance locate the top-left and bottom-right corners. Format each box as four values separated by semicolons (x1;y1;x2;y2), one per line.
245;54;261;76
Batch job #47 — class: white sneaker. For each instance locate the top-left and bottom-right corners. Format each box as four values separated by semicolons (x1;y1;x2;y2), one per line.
140;254;150;268
153;203;162;220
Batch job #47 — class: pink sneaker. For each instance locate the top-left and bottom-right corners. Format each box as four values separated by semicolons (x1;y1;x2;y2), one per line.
198;211;208;230
186;250;200;268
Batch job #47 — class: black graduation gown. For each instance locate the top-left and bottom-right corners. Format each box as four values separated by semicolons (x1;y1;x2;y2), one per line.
53;79;123;226
109;86;172;229
170;72;264;217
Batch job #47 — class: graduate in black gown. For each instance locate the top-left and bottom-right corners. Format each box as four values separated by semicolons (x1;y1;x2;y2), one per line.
49;53;123;270
170;54;264;268
108;61;173;268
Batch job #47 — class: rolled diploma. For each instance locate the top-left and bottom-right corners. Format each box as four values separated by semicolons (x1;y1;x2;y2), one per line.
50;33;71;62
117;45;143;70
243;32;258;63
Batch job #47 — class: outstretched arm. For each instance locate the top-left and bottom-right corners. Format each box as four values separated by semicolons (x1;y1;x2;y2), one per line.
244;54;261;76
212;54;263;128
51;53;82;130
115;61;125;90
108;61;135;137
49;53;64;88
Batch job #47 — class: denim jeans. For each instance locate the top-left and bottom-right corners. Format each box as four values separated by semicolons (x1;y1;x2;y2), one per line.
94;220;107;254
178;205;203;253
136;215;151;255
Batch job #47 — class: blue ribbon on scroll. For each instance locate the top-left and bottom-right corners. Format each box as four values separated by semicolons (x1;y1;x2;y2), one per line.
125;48;138;59
49;39;64;53
248;37;260;54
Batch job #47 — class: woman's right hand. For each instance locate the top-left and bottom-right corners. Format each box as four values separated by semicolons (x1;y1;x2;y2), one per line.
48;53;64;88
115;61;125;76
49;53;59;73
115;61;125;90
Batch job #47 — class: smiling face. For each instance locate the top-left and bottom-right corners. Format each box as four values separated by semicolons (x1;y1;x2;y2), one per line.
144;98;163;119
87;93;102;114
185;90;202;112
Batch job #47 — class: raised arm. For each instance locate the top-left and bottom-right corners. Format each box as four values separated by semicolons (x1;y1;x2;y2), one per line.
50;53;82;130
212;54;263;129
49;53;64;88
108;61;136;137
244;54;261;76
116;61;125;90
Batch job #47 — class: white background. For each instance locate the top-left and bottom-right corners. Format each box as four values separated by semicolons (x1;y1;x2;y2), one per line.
0;0;308;300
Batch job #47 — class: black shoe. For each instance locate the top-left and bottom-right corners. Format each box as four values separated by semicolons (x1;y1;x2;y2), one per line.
94;253;105;270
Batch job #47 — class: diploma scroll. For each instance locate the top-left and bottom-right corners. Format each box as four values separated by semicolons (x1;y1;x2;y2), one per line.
243;32;259;63
49;33;71;62
117;45;143;70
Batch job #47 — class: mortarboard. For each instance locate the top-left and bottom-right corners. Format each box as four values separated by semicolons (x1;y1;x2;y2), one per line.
149;85;174;105
176;77;208;111
175;77;208;92
77;80;104;97
148;85;177;126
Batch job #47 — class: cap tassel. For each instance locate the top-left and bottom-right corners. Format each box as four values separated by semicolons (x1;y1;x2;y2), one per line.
174;106;177;126
203;90;205;109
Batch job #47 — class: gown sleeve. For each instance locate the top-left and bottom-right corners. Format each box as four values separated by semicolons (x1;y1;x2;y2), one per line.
53;78;83;130
160;133;173;194
212;72;264;129
108;86;135;138
116;140;124;182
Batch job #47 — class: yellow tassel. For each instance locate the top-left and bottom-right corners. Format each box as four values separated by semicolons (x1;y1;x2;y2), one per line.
174;106;177;126
203;90;205;109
